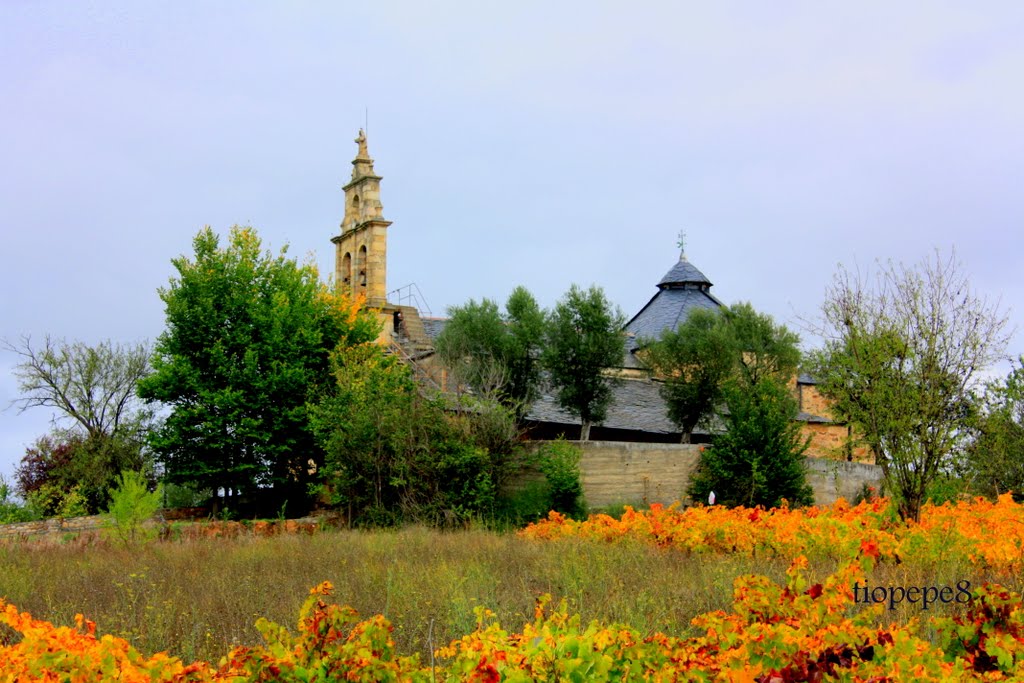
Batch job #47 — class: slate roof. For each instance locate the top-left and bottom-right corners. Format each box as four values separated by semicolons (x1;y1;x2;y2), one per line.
625;288;723;345
658;259;713;287
526;377;702;435
795;411;833;424
622;255;724;364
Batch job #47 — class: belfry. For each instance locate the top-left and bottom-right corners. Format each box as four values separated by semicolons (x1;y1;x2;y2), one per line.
332;128;392;308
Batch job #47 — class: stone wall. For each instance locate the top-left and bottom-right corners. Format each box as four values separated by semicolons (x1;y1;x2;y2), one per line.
804;458;885;507
797;383;836;420
575;441;700;508
0;514;107;540
556;441;883;509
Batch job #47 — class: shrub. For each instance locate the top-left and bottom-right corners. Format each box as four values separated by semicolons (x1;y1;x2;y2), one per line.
312;344;510;527
688;376;813;508
535;439;586;518
103;469;162;546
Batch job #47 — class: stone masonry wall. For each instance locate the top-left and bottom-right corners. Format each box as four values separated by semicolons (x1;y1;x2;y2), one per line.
801;422;872;463
798;384;836;420
0;514;107;540
545;441;883;509
804;458;885;508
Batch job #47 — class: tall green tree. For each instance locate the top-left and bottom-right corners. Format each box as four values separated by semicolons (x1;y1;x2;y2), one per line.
725;302;801;385
436;299;508;396
644;302;801;444
138;226;378;510
542;284;625;441
687;376;813;508
675;303;810;507
967;356;1024;501
643;308;735;443
435;286;545;416
806;250;1010;521
503;286;547;411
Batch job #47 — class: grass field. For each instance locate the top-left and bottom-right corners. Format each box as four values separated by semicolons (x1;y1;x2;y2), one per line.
1;519;1012;666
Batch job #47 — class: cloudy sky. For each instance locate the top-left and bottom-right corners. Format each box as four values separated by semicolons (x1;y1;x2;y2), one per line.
2;3;1022;484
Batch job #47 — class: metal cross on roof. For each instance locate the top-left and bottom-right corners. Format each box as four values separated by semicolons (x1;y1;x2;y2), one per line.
677;230;687;259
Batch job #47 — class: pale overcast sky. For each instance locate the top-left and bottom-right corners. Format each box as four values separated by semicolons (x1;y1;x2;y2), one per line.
2;3;1022;484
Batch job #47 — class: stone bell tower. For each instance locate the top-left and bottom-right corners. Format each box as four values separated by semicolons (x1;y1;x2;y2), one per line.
332;129;392;308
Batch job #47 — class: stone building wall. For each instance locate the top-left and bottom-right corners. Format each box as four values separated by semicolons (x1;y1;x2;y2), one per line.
527;441;883;509
798;383;836;419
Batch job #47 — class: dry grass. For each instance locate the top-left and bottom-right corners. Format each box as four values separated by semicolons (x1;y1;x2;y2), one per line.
0;526;1014;663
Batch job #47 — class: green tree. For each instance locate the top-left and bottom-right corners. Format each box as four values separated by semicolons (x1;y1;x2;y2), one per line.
677;303;810;507
310;343;498;526
2;335;151;441
436;298;507;395
644;302;802;444
725;302;801;385
643;308;735;443
687;376;813;508
138;226;379;512
2;335;154;514
14;431;149;515
967;356;1024;501
504;286;547;411
806;250;1010;521
435;286;546;416
542;285;626;441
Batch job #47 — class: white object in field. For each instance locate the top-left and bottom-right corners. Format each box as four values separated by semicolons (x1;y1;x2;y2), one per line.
708;491;716;505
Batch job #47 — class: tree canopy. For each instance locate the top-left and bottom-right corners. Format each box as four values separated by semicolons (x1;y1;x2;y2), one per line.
659;302;811;507
310;343;506;527
725;302;801;385
2;335;154;514
966;356;1024;501
2;335;151;441
542;284;625;441
435;286;545;416
806;250;1010;521
138;226;379;509
644;302;802;443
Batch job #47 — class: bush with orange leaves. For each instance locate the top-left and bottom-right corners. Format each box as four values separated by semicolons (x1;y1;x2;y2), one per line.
0;600;216;682
521;494;1024;573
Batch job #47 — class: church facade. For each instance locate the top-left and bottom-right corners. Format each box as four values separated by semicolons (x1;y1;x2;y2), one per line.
330;131;867;462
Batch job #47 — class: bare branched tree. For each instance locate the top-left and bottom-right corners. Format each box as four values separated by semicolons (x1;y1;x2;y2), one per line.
805;250;1012;521
2;335;151;440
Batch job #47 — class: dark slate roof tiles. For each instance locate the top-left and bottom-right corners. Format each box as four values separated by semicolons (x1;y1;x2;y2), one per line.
624;287;723;350
795;411;833;424
658;258;713;287
527;378;701;435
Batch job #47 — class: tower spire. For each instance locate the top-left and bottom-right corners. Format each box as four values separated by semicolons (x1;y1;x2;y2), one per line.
332;129;392;308
350;128;376;182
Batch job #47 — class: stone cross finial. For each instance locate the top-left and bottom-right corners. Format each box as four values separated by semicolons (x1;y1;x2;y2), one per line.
355;128;368;158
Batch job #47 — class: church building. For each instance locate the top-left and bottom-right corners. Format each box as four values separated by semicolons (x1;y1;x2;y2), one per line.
330;131;865;461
